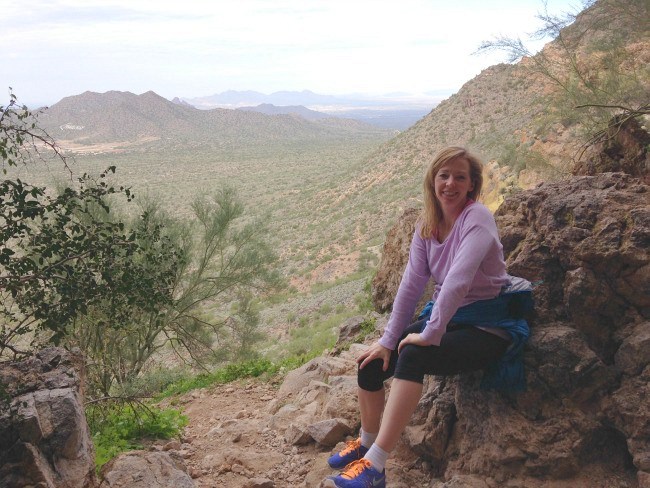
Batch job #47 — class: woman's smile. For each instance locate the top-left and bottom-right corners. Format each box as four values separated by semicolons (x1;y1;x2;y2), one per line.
434;157;474;214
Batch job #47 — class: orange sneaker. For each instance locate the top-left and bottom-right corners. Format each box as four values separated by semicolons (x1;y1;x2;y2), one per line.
324;458;386;488
327;438;369;469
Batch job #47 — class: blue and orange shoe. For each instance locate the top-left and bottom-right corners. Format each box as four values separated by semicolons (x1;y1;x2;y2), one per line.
327;438;369;469
324;459;386;488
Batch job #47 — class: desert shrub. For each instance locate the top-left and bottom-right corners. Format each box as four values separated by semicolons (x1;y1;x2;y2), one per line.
87;402;187;470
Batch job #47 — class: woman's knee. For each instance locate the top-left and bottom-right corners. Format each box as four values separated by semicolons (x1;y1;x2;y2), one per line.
393;344;426;384
357;358;386;391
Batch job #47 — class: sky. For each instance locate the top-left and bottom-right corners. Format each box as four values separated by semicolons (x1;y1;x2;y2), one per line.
0;0;584;108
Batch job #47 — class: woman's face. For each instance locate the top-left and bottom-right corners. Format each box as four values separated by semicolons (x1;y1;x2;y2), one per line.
434;157;474;214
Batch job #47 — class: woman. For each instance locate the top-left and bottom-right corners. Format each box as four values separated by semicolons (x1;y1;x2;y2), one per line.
322;146;531;488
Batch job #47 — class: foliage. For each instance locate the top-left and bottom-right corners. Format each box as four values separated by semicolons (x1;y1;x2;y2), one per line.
359;316;378;338
156;355;312;398
0;168;152;356
496;140;561;177
355;276;375;313
114;366;191;399
87;401;187;470
477;0;650;158
86;353;314;467
62;187;281;397
227;292;264;361
0;90;64;172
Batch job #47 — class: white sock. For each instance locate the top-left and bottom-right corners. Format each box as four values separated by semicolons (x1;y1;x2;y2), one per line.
360;429;377;449
363;443;389;472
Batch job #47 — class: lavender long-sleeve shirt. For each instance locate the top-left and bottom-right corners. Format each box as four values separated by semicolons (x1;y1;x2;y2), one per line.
378;201;510;349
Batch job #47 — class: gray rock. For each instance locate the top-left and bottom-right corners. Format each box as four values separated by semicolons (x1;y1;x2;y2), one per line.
285;423;312;445
0;348;96;488
99;450;195;487
245;477;275;487
307;418;352;447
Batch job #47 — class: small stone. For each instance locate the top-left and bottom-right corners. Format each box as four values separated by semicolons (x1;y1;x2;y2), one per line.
245;478;275;488
163;440;182;451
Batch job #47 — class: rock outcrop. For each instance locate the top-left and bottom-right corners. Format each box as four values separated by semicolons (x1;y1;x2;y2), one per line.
573;116;650;184
0;347;97;488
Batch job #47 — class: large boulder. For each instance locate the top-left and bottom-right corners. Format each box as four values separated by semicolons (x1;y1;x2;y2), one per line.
99;450;195;488
368;172;649;486
0;347;97;488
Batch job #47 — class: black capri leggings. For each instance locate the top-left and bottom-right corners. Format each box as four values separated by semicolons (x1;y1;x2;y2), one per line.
358;319;510;391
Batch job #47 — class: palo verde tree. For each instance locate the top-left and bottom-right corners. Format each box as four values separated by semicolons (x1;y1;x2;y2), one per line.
66;190;281;397
477;0;649;158
0;92;280;398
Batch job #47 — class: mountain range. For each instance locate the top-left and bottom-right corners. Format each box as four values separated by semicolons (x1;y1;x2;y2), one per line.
178;89;442;110
178;90;439;129
37;90;393;148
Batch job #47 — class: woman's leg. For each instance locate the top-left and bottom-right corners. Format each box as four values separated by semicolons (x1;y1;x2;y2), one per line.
326;324;509;485
373;378;423;452
356;320;428;435
358;387;385;434
365;324;508;468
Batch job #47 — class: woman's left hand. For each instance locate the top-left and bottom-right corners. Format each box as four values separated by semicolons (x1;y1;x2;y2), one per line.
398;333;429;353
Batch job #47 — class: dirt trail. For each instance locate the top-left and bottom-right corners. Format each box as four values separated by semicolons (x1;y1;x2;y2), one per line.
164;380;433;488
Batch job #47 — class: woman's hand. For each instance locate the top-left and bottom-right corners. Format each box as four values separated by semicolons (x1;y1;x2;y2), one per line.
397;333;429;353
357;342;392;371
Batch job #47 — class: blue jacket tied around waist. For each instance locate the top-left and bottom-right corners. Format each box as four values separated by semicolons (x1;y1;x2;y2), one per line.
417;276;534;392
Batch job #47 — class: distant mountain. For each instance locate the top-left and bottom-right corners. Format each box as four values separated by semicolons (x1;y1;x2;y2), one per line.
180;90;441;110
37;90;391;148
182;90;346;109
181;90;440;130
171;97;194;108
236;103;330;121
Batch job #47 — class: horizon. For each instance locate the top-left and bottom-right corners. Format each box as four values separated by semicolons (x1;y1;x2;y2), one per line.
2;0;584;108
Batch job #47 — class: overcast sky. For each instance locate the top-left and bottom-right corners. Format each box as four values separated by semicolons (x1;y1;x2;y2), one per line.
1;0;583;107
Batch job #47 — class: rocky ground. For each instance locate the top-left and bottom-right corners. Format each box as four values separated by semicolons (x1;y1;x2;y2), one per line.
160;348;433;488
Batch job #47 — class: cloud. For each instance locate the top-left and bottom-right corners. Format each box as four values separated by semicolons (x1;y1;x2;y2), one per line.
0;0;580;105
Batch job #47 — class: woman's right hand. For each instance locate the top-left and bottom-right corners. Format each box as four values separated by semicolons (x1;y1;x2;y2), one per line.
357;341;392;371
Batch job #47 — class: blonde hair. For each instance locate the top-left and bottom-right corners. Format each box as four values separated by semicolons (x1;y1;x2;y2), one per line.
420;146;484;239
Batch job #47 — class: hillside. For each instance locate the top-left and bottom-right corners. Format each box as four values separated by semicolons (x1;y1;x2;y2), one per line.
37;90;391;149
308;0;650;244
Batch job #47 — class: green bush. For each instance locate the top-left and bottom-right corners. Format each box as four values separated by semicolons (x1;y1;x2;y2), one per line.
157;357;303;398
88;403;187;470
115;367;190;398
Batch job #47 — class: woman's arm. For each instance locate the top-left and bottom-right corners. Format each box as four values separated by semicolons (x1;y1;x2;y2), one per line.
378;229;431;350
